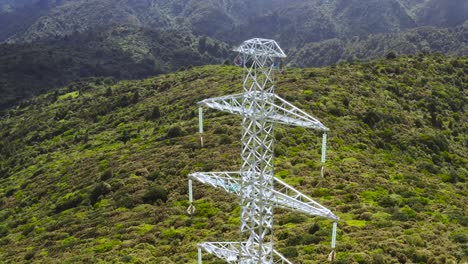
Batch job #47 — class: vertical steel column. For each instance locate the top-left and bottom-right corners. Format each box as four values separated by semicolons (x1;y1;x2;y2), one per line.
239;53;276;263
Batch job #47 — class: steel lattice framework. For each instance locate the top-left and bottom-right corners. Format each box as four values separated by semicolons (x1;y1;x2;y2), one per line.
187;38;339;263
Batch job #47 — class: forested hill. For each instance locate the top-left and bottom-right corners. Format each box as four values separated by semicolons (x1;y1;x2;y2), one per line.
289;23;468;67
0;26;231;110
0;55;466;263
1;0;467;110
2;0;467;45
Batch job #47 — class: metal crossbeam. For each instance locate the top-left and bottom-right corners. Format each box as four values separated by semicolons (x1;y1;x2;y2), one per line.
199;242;240;263
273;177;337;220
233;38;287;58
199;92;328;131
198;242;292;264
189;172;339;221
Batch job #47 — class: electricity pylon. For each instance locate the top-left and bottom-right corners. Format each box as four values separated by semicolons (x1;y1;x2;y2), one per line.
187;38;339;263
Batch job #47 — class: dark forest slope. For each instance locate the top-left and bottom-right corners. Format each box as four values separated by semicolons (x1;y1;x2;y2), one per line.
0;26;231;110
0;55;466;263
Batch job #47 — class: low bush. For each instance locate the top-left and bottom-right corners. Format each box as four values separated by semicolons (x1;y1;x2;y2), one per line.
21;224;35;236
218;134;232;144
147;170;163;181
89;182;112;205
24;250;36;261
281;246;298;258
0;225;7;238
100;169;113;181
116;194;134;209
55;192;84;213
451;232;467;244
143;186;168;204
166;126;184;138
308;222;320;234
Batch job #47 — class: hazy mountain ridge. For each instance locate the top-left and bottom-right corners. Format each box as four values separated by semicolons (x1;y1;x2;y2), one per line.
6;0;171;43
0;55;466;263
0;0;63;42
2;0;467;44
290;23;468;67
414;0;468;27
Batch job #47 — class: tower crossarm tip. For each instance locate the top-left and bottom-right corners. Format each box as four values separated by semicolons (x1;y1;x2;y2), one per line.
199;242;240;263
273;177;339;221
269;94;329;131
198;93;244;115
189;172;242;195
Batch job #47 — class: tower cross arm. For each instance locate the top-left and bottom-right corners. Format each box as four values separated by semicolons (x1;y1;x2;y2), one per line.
273;177;339;221
198;242;292;264
189;172;339;221
198;93;329;131
267;94;329;131
234;38;287;58
198;93;244;115
189;172;242;195
199;242;240;263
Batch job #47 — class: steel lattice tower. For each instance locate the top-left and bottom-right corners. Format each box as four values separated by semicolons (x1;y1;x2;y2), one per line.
188;38;339;263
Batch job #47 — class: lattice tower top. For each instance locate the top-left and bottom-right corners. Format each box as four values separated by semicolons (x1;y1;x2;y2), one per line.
234;38;286;58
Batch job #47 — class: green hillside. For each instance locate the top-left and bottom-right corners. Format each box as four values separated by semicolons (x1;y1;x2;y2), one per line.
0;55;466;263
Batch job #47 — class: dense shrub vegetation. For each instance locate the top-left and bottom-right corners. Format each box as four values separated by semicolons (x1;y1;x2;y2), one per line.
0;55;466;262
